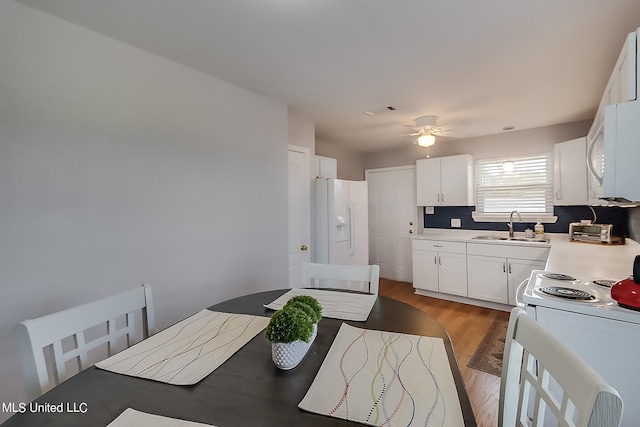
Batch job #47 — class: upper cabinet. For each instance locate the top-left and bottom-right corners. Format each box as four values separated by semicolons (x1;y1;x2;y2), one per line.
416;154;474;206
314;155;337;179
553;137;588;205
586;28;639;204
589;29;638;137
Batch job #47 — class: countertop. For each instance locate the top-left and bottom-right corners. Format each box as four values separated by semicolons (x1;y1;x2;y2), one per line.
412;229;640;282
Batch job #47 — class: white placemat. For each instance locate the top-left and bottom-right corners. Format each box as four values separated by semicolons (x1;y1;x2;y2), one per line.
107;408;216;426
299;323;464;426
264;288;377;321
96;310;269;385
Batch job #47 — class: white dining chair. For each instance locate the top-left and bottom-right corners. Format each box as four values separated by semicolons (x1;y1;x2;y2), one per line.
16;284;155;400
499;308;623;427
301;262;380;294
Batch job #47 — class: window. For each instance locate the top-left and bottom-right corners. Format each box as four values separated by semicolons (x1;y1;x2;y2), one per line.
472;153;556;222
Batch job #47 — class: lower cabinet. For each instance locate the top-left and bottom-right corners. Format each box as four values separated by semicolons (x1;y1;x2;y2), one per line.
467;243;549;305
412;240;467;297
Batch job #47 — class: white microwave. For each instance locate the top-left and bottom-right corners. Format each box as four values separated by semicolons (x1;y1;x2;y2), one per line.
587;100;640;204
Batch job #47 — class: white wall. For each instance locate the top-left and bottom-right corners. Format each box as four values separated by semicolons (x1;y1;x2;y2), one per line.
0;1;288;417
315;137;366;181
365;120;592;169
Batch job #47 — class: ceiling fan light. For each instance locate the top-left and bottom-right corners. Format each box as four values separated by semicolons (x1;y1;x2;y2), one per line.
417;134;436;147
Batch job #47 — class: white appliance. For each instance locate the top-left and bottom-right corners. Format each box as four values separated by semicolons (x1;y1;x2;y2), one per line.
588;100;640;204
519;270;640;427
315;178;368;265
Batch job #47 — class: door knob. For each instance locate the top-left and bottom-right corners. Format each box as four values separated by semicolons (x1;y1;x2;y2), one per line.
409;221;414;226
300;245;308;251
409;230;413;234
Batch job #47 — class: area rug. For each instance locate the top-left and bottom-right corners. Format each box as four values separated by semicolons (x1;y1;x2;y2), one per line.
467;316;509;377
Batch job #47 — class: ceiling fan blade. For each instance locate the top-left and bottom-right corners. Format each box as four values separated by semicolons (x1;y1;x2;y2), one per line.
433;129;467;138
436;120;470;131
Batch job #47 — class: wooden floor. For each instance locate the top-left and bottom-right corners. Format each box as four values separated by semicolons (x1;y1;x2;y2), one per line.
379;278;509;427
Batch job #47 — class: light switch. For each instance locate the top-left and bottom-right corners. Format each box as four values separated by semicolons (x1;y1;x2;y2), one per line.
424;206;435;215
451;218;461;228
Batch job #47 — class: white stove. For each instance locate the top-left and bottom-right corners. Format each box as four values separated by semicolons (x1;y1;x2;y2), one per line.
520;270;640;427
521;270;640;325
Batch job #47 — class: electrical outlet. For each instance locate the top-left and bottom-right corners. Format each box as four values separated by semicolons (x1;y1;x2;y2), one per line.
451;218;461;228
424;206;434;215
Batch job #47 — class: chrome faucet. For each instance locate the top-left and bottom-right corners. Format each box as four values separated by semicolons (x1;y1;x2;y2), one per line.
508;210;522;238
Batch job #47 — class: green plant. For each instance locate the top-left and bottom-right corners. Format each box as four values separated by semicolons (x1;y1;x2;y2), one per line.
265;306;314;343
284;296;322;323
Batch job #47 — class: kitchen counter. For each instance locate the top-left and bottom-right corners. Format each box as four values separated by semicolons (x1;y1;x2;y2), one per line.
412;228;555;247
413;229;640;282
545;236;640;282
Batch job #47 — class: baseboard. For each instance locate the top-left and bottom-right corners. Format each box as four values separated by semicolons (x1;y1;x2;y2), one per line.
413;288;512;312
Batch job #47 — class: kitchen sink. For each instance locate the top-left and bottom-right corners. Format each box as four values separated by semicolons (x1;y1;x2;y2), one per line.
472;234;549;243
472;234;508;240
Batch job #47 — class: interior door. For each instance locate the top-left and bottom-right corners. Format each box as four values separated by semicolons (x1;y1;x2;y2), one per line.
288;146;310;287
365;166;417;282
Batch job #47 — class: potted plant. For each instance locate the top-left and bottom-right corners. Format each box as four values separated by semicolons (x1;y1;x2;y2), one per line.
265;297;322;370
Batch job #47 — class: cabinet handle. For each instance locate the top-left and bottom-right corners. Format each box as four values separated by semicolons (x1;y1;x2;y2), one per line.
441;193;444;203
503;262;506;273
508;263;512;274
555;190;561;200
438;256;441;265
437;194;440;203
433;244;443;248
434;255;437;265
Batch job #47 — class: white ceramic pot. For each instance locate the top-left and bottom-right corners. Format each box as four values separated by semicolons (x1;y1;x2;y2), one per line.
271;324;316;370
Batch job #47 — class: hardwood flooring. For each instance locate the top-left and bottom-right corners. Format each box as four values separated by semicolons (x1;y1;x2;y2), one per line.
379;278;509;427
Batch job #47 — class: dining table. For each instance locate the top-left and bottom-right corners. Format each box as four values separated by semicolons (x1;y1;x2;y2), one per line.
2;289;477;426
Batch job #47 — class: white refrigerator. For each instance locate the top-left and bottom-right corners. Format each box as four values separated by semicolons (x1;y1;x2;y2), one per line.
315;178;369;265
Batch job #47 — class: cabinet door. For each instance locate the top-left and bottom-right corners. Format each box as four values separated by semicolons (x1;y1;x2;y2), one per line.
416;158;440;206
507;259;545;306
437;252;468;296
412;249;439;292
553;137;588;205
315;155;337;179
467;255;508;303
440;155;473;206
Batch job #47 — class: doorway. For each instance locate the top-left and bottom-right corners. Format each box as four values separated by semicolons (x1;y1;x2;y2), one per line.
288;145;311;287
365;166;418;282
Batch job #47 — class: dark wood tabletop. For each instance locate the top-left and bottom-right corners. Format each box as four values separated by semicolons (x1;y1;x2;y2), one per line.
3;289;476;426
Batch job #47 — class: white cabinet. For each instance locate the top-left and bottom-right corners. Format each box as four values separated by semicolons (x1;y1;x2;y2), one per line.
412;239;467;297
416;155;473;206
467;243;549;305
586;27;639;204
603;30;638;105
314;155;337;179
553;137;588;205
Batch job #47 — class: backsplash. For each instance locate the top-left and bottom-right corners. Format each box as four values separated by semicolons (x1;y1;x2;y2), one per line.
423;206;630;236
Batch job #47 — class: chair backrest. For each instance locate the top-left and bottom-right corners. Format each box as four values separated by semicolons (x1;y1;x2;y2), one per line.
301;262;380;294
16;284;154;400
499;308;623;427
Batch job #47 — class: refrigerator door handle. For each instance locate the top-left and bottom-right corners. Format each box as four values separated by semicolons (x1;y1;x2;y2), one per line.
348;201;355;257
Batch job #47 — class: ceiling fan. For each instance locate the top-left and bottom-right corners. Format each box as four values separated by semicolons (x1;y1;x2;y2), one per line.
400;115;468;151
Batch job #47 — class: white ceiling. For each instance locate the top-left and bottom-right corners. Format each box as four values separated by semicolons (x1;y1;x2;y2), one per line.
16;0;640;153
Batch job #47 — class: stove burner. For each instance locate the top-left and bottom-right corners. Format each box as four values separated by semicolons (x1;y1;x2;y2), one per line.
540;286;596;301
592;279;616;288
541;273;577;281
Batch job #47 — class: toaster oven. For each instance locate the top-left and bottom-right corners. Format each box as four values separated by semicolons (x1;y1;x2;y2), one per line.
569;222;623;244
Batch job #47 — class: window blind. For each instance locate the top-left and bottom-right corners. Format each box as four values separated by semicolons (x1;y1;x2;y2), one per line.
475;153;553;215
